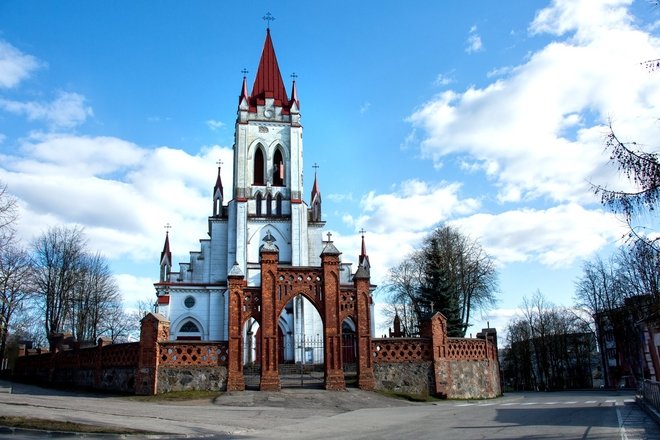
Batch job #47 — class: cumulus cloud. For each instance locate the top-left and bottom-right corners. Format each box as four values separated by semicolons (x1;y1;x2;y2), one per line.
450;203;627;267
409;0;660;206
0;92;93;128
1;133;233;263
206;119;224;130
0;40;41;88
355;179;480;235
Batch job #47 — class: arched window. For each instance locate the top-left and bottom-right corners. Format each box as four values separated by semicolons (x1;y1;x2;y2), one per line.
253;147;265;185
180;321;200;332
273;149;284;186
276;193;282;216
266;193;272;216
256;192;262;216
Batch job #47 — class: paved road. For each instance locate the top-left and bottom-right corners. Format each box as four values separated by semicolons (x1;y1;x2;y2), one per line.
0;382;658;439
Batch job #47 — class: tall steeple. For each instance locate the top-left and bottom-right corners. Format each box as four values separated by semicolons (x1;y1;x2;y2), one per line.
213;166;224;217
310;165;322;222
160;230;172;282
249;29;290;112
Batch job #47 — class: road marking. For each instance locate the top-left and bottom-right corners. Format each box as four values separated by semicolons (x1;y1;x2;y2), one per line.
501;403;516;406
543;402;559;405
606;399;617;403
585;400;597;404
521;402;537;405
456;403;475;407
623;399;634;403
565;401;578;404
616;406;629;440
478;403;496;406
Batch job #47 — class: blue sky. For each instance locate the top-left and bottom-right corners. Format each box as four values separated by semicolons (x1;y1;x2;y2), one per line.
1;0;659;336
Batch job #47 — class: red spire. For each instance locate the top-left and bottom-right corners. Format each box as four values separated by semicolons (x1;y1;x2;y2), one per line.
311;172;321;202
161;231;172;267
359;230;370;268
239;75;249;105
290;79;299;109
250;29;289;110
214;166;224;198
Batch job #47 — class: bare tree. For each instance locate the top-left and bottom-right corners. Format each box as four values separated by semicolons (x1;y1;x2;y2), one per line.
0;183;18;252
32;226;86;349
0;245;34;366
594;123;660;251
383;225;499;337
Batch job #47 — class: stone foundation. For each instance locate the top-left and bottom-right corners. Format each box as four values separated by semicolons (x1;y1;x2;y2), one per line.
373;362;434;395
157;366;227;393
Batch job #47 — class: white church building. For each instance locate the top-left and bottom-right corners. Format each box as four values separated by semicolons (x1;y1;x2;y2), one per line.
154;29;373;365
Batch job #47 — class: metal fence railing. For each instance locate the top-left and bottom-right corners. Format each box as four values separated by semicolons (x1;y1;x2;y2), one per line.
640;380;660;414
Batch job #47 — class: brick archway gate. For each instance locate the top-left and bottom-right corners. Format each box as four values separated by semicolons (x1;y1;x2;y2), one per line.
227;239;375;391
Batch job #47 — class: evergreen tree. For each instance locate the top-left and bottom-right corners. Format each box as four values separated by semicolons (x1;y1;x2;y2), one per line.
418;238;463;337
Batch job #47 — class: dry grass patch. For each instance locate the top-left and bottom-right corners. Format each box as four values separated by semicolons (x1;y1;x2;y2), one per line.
0;416;157;434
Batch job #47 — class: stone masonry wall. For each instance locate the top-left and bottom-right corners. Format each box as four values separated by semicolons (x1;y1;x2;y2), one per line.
447;359;500;399
373;362;434;395
157;366;227;393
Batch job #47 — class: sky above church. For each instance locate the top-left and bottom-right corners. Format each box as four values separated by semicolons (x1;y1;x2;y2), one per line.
1;0;659;337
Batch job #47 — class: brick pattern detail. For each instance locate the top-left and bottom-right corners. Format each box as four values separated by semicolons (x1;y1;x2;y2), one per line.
371;338;433;363
339;289;355;316
242;289;262;316
275;270;324;314
159;342;229;367
447;338;490;360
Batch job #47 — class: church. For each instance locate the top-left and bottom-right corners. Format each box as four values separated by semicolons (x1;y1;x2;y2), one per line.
153;28;376;372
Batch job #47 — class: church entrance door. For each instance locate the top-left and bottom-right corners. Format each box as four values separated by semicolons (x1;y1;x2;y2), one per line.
278;295;325;389
242;318;261;390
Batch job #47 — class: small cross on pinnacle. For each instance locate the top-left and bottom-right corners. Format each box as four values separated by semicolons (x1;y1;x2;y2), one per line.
241;68;248;77
263;12;275;29
326;232;332;242
164;223;172;234
359;228;366;236
291;72;298;80
312;163;319;172
216;159;224;167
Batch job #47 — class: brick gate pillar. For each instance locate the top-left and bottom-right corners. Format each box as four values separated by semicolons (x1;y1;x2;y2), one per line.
353;267;376;390
135;312;169;395
259;243;281;391
227;264;247;391
321;238;345;390
422;313;450;398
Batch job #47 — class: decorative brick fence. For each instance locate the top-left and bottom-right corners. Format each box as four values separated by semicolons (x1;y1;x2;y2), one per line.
15;312;500;399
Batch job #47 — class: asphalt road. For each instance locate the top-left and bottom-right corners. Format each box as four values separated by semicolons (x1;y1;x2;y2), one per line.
0;381;658;439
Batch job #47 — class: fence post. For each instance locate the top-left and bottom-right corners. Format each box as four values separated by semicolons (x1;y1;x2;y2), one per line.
135;312;169;395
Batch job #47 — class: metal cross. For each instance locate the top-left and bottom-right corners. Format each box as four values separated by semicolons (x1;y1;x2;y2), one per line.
312;163;319;171
216;159;224;167
430;301;435;314
263;12;275;29
291;72;298;80
241;68;248;77
326;232;332;242
164;223;172;232
359;228;366;236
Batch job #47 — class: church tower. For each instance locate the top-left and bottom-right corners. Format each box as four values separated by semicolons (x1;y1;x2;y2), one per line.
228;28;324;285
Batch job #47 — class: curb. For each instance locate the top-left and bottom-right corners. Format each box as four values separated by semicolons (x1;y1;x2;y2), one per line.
636;396;660;426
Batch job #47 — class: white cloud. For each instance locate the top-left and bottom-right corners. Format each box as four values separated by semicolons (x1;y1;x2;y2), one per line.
434;73;454;86
450;203;627;267
359;102;371;114
1;133;233;263
356;179;480;235
409;0;660;205
0;40;41;88
466;25;484;54
206;119;225;130
0;91;93;128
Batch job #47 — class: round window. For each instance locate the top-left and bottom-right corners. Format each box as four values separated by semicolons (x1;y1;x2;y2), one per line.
184;296;195;308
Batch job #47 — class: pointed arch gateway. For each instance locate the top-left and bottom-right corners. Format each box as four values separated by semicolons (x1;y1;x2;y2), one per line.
226;239;375;392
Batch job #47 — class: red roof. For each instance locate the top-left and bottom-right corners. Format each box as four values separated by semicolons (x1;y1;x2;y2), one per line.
249;29;290;113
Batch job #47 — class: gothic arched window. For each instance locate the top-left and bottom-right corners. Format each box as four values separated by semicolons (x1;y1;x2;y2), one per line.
254;147;265;185
276;193;282;216
256;192;262;216
266;193;272;216
273;148;284;186
180;321;200;333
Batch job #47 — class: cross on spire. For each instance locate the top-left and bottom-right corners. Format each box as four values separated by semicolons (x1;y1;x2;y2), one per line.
312;163;319;172
263;12;275;29
359;228;366;236
241;68;248;77
290;72;298;80
164;223;172;234
216;159;224;167
326;232;332;242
